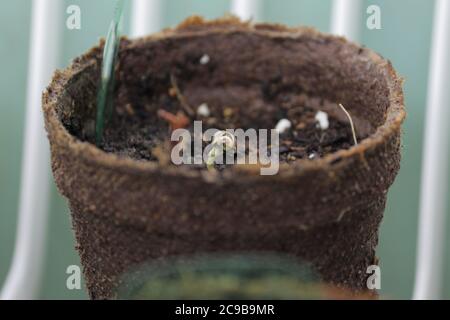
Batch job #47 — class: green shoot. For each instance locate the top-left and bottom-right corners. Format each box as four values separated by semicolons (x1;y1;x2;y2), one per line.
95;0;124;145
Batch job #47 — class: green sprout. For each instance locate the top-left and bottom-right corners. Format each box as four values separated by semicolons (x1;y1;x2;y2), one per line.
95;0;124;145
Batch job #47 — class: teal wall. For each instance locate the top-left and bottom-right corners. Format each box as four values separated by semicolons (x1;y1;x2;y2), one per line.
0;0;448;299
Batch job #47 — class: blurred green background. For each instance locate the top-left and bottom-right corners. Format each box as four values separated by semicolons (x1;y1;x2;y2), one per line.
0;0;449;299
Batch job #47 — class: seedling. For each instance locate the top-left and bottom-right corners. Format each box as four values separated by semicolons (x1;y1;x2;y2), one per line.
95;0;124;145
206;131;236;170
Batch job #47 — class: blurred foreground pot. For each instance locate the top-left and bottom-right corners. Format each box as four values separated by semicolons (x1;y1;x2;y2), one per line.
116;255;374;300
43;17;405;299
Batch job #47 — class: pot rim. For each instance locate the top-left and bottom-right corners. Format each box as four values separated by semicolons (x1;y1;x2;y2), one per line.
43;16;406;183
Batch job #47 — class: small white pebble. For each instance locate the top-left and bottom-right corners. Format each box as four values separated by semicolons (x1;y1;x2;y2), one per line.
200;54;210;65
197;103;210;117
315;111;329;130
308;153;316;159
275;119;292;134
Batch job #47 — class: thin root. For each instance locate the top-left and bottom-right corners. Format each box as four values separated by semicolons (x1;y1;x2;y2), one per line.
170;74;195;117
336;207;351;222
338;103;358;146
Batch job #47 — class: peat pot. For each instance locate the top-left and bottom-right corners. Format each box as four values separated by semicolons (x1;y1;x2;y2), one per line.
43;17;405;299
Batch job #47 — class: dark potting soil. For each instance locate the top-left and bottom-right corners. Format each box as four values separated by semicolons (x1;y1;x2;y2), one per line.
67;30;376;169
93;80;372;167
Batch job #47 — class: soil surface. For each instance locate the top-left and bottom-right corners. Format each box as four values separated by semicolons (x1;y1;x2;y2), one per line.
94;80;370;169
67;30;377;170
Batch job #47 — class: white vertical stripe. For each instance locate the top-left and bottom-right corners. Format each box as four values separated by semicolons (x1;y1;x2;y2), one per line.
413;0;450;300
130;0;163;38
231;0;263;21
330;0;362;41
1;0;62;300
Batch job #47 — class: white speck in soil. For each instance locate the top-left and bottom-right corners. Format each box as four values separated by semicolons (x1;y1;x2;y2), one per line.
315;110;329;130
200;54;210;65
308;153;317;160
275;118;292;134
197;103;210;117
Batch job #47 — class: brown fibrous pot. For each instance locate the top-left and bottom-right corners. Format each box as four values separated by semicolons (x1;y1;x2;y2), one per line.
43;16;405;299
